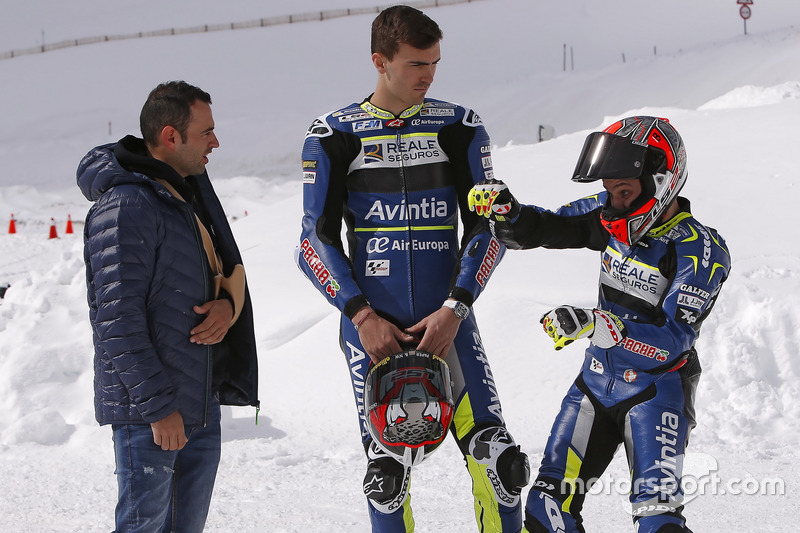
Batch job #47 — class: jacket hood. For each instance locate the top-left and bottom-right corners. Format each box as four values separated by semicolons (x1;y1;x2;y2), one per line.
76;138;152;202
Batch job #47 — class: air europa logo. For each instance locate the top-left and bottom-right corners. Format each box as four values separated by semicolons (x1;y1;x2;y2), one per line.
366;236;450;254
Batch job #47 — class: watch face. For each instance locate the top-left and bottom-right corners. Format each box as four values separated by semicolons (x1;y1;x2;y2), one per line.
443;300;470;320
453;302;469;320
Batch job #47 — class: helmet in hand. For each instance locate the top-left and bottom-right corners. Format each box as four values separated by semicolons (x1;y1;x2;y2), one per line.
364;349;455;466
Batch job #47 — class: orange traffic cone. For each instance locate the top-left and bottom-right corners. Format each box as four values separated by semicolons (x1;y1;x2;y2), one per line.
65;214;74;234
8;214;16;234
49;218;58;239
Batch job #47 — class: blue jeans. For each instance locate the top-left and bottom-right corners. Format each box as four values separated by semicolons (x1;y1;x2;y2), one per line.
112;400;221;533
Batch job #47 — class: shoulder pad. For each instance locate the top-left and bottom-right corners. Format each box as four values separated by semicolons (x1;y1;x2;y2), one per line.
305;116;333;139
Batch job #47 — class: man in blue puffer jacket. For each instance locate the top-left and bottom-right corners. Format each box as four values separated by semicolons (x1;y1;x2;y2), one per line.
77;81;258;532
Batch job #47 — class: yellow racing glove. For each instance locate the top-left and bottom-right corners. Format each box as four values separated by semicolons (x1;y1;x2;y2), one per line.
540;306;626;350
467;179;520;222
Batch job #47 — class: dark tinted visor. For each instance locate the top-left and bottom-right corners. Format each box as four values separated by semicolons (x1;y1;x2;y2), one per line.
572;132;656;182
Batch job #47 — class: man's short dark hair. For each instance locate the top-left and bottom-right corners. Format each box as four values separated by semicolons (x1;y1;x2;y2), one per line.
371;5;443;60
140;81;212;148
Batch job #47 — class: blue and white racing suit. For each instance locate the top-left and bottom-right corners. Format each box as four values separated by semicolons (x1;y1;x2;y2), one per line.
297;98;526;532
491;194;730;533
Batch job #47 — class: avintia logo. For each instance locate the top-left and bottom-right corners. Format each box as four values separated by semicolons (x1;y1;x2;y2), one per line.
365;197;447;221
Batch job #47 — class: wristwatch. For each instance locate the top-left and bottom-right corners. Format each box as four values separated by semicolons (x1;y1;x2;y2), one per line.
442;299;470;320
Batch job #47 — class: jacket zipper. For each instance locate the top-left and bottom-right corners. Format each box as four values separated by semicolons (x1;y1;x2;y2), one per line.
604;244;639;398
185;201;212;428
396;126;416;322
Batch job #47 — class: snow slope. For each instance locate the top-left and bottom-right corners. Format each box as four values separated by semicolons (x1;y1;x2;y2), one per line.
1;1;798;531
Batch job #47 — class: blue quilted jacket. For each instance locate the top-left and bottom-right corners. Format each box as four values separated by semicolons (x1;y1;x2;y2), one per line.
77;136;258;426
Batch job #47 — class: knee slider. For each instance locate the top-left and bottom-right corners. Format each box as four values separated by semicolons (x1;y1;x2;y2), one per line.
466;426;530;505
497;444;531;495
363;457;410;514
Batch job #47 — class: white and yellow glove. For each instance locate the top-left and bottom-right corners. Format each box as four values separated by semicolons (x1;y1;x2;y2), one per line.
467;179;520;222
540;306;626;350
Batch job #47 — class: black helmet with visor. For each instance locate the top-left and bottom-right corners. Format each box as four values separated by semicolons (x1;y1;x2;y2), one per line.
572;116;687;245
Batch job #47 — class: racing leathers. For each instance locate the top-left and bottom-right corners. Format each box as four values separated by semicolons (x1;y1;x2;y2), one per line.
297;97;528;533
490;193;730;533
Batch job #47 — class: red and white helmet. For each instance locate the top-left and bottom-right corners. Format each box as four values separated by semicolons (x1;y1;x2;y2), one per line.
364;350;454;467
572;116;687;245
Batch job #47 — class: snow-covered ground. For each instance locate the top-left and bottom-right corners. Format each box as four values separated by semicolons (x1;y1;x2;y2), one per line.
1;1;798;531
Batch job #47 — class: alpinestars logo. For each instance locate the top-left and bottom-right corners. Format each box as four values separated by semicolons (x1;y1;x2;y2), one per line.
468;427;520;505
305;118;332;138
363;474;385;498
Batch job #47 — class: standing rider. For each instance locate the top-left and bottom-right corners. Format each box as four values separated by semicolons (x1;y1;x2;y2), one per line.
297;5;529;532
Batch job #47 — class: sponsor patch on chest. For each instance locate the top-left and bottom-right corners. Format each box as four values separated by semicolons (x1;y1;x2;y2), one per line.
600;246;668;306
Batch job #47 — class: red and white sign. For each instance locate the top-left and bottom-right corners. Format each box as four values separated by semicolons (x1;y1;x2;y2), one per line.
740;5;752;19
